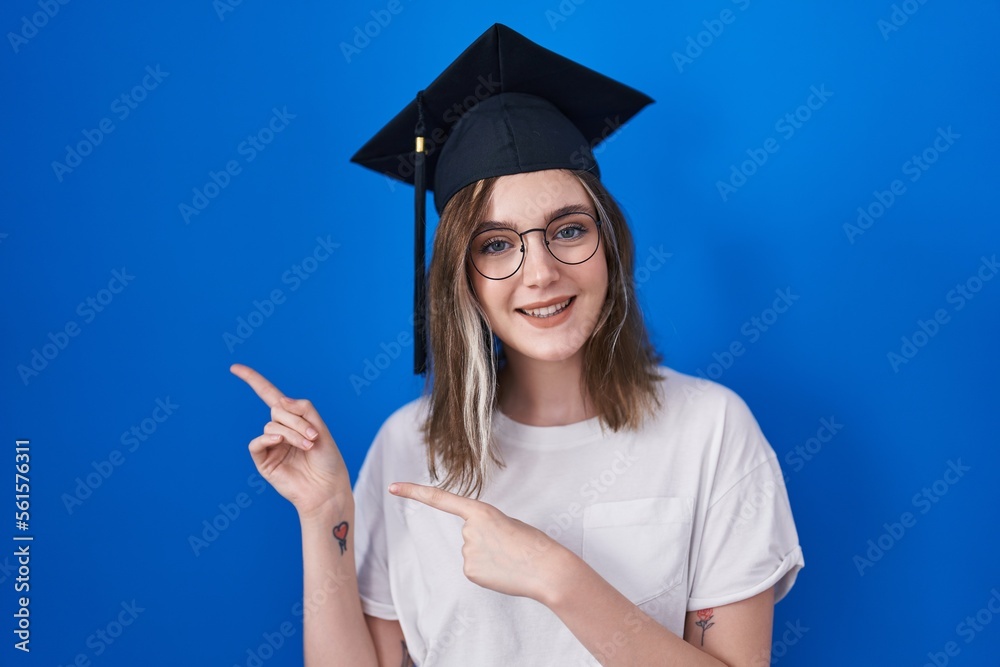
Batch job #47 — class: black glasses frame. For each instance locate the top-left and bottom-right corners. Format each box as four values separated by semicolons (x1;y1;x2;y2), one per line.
468;212;603;281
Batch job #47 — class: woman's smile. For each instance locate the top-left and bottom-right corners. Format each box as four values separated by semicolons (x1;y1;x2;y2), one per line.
516;296;575;322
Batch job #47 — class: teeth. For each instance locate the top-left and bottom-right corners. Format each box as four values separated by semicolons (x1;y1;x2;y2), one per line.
520;298;572;318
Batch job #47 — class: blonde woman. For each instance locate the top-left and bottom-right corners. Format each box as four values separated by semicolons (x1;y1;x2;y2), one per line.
232;23;803;667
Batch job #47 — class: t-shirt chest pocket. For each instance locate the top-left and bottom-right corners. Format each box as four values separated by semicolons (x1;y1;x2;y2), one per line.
582;496;693;605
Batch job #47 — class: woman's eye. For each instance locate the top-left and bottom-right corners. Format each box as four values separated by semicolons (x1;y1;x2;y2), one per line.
480;237;513;254
553;225;585;240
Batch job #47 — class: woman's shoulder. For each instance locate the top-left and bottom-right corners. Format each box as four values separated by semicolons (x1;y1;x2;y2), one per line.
654;364;756;415
373;394;431;441
653;365;776;482
360;396;430;476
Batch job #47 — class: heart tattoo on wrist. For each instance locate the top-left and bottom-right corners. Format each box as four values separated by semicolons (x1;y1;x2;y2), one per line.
333;521;349;555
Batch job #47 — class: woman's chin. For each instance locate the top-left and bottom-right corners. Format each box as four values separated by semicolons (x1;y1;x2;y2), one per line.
502;338;588;366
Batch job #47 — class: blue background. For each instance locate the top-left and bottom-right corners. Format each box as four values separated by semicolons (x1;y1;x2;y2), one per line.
3;0;999;665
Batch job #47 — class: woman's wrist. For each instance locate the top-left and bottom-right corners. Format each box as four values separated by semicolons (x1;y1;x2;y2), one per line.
297;492;354;527
533;541;587;610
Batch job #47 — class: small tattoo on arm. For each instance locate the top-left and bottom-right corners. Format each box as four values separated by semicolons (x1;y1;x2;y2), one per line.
695;608;715;646
333;521;349;555
400;640;415;667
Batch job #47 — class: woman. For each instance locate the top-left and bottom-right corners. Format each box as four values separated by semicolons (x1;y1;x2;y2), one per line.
232;24;803;667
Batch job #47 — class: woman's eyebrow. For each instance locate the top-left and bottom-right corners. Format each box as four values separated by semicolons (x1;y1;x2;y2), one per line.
473;203;596;234
472;219;518;235
546;204;596;220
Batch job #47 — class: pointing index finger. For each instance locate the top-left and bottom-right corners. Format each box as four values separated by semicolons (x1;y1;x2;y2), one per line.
230;363;287;408
389;483;479;520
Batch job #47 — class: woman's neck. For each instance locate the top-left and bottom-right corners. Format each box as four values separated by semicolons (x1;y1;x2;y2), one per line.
497;350;597;426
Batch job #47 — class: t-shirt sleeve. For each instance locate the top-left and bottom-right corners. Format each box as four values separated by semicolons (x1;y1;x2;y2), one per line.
352;427;398;620
688;392;805;610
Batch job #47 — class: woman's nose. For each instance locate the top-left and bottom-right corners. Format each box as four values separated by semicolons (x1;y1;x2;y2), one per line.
519;230;560;287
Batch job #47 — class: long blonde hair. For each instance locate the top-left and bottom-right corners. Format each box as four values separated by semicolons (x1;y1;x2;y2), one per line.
421;170;661;497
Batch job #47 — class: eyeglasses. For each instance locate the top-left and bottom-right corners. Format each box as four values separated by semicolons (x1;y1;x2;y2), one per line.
468;211;602;281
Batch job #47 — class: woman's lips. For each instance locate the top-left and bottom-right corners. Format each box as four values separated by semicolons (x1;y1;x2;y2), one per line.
517;297;573;318
516;296;575;327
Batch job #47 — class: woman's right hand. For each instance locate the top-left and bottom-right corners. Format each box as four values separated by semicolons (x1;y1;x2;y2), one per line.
230;363;351;519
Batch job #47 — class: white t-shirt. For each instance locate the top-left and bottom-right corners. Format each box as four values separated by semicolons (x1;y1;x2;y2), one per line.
353;366;804;666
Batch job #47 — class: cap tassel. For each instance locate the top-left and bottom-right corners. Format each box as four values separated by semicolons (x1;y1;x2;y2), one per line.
413;90;428;375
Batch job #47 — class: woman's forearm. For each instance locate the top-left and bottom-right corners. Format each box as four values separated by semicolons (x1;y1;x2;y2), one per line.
300;495;378;667
542;549;727;667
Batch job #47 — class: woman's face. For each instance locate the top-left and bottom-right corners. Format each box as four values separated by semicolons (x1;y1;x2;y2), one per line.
468;169;609;365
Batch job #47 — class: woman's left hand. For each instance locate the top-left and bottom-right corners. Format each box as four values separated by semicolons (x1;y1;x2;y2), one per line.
388;482;571;602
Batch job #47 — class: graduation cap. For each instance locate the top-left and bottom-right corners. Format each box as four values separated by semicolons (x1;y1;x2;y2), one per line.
350;23;653;375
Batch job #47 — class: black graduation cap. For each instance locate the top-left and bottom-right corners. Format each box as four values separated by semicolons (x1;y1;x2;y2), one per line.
350;23;653;375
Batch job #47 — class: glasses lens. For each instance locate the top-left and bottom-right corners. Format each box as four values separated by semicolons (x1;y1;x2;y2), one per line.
546;212;600;265
470;228;523;279
468;212;601;280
